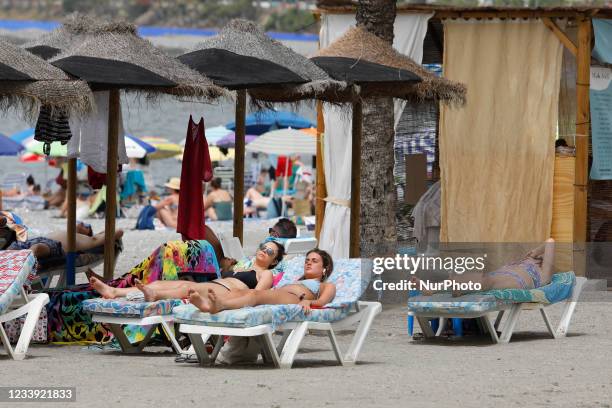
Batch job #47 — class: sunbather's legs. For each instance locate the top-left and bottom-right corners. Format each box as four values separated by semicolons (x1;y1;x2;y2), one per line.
90;277;137;299
193;287;299;313
539;238;556;285
48;229;124;252
136;280;232;302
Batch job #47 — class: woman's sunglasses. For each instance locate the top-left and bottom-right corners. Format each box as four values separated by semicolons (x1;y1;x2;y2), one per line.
258;244;276;256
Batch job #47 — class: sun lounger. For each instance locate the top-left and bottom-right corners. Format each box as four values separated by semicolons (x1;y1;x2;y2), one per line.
0;250;50;360
407;272;586;344
175;257;381;368
31;238;123;289
82;297;187;354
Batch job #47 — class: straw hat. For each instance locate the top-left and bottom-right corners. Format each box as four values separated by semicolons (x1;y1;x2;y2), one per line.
164;177;180;191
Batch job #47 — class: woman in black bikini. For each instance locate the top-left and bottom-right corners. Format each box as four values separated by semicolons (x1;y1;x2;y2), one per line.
90;241;284;302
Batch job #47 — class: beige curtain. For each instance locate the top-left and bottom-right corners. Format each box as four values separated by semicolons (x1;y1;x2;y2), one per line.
440;20;562;243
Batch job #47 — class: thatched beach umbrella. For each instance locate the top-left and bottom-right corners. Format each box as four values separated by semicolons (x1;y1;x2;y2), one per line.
23;14;87;60
178;19;342;242
314;26;466;106
198;19;349;105
0;39;93;118
45;20;226;281
312;26;466;257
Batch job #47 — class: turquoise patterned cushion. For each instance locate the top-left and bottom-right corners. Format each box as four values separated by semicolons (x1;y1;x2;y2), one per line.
484;271;575;304
408;272;577;314
277;257;371;308
82;298;184;318
0;250;35;315
174;303;350;329
408;293;506;314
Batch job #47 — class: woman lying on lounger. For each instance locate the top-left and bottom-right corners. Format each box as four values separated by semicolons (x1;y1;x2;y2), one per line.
412;238;556;295
188;248;336;315
90;241;285;302
0;215;122;259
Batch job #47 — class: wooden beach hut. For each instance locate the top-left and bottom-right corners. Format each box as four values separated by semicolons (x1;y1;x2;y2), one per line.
316;2;612;276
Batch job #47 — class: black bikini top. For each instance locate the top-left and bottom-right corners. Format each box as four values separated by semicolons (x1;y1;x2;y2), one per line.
220;269;258;289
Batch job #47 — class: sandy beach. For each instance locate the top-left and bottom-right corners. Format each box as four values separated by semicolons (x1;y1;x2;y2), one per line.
2;297;611;408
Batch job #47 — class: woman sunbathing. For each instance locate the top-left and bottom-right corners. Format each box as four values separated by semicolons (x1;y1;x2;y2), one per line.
0;216;122;259
412;238;556;295
90;241;285;302
189;248;336;315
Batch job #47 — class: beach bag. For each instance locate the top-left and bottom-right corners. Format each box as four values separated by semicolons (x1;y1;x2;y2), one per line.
4;307;48;344
135;205;156;230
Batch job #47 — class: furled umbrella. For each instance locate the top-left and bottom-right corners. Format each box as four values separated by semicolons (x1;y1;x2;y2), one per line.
41;18;226;281
178;19;343;241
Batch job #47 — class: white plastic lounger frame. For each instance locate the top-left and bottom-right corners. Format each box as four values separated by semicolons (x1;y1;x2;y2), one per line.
33;262;103;289
413;277;587;344
90;313;185;354
178;300;382;369
0;287;49;360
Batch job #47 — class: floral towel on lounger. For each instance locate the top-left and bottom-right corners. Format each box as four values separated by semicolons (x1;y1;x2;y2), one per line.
110;239;220;287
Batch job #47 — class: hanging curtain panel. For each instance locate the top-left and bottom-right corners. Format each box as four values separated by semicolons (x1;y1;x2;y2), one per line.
318;13;432;258
440;20;562;243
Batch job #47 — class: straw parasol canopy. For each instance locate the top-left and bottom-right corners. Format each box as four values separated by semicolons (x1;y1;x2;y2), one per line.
23;14;89;60
0;38;93;119
48;19;226;100
196;19;349;104
314;26;466;106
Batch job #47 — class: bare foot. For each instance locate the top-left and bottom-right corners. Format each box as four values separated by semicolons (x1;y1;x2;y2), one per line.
85;268;104;282
115;229;124;240
90;277;117;299
188;289;211;312
206;288;227;314
135;279;156;302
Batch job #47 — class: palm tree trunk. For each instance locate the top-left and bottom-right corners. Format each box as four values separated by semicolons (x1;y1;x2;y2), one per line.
355;0;397;258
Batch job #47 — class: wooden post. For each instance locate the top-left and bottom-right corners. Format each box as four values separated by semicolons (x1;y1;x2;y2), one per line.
573;17;591;277
66;157;77;285
233;89;246;244
315;100;327;240
103;89;120;280
349;100;362;258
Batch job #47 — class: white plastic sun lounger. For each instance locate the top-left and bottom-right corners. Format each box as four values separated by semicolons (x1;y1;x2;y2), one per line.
175;258;382;368
408;271;586;344
0;250;50;360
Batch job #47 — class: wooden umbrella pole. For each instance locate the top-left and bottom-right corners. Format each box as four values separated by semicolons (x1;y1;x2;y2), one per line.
349;100;363;258
66;157;77;285
233;89;246;244
103;89;120;280
573;17;591;277
315;100;327;240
